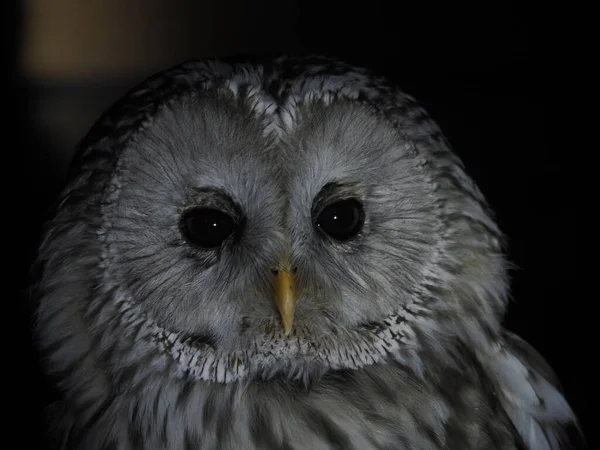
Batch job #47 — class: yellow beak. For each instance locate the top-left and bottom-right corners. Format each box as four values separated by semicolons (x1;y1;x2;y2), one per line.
275;269;297;336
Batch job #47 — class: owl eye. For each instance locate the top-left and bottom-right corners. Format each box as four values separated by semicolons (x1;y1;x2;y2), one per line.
181;208;236;249
314;199;365;241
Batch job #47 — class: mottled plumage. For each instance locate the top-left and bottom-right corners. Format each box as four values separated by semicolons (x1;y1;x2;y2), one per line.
33;55;579;449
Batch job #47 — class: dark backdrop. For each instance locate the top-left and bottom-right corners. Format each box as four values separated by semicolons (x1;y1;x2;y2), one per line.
8;1;586;448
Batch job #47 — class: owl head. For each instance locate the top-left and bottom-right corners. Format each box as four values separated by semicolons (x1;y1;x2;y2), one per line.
35;55;509;386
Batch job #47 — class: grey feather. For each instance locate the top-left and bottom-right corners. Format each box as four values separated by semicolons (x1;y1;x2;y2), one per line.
32;55;579;449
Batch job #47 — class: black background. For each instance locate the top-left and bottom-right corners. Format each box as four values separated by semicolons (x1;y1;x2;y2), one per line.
8;1;587;448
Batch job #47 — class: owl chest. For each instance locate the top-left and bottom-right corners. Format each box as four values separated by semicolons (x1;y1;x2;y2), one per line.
94;366;517;450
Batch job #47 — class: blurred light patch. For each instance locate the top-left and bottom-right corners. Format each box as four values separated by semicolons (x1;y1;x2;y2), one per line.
20;0;252;81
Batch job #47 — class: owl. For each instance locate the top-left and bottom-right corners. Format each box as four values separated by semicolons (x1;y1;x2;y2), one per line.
33;55;580;449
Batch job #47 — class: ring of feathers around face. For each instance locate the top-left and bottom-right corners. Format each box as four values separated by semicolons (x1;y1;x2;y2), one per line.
82;55;471;383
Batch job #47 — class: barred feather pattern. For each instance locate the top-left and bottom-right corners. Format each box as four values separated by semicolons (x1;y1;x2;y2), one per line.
33;55;579;449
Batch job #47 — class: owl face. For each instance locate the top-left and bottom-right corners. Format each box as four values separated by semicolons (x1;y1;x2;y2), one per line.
40;56;507;383
108;91;437;352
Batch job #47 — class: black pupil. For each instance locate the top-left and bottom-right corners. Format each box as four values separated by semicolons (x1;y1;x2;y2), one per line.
315;199;364;241
182;208;235;248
